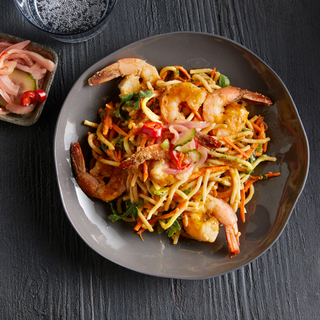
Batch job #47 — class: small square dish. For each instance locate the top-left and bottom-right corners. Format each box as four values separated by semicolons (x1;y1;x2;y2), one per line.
0;33;58;126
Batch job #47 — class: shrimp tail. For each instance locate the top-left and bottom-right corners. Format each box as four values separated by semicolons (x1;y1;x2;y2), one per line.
70;142;100;197
195;132;222;149
88;58;145;86
206;197;240;256
241;90;273;106
225;225;240;256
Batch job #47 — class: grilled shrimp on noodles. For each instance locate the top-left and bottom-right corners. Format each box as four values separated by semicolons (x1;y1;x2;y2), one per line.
183;197;240;255
206;198;240;255
88;58;160;97
160;82;207;123
149;159;178;187
202;86;272;136
71;142;127;202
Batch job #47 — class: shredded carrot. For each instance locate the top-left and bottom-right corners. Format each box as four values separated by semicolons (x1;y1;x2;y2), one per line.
217;189;233;198
137;228;146;241
100;108;113;136
157;199;188;220
244;178;258;193
147;138;156;146
105;103;114;110
189;106;203;121
146;98;155;107
251;122;264;133
130;121;137;130
174;66;191;79
255;115;264;126
112;123;128;137
210;68;216;79
229;165;249;172
117;149;122;162
143;161;148;182
193;81;201;86
245;143;259;159
262;141;268;153
177;77;186;82
134;219;142;231
223;136;249;159
263;172;281;178
189;165;229;181
161;71;168;80
244;172;281;193
124;128;140;140
106;150;117;162
108;128;116;141
140;134;149;147
240;188;245;222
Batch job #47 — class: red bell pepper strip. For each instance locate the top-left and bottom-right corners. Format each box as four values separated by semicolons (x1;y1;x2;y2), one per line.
140;122;163;138
170;146;190;170
20;90;47;106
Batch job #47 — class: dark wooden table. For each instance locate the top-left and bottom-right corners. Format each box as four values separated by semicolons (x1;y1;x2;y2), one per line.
1;0;319;319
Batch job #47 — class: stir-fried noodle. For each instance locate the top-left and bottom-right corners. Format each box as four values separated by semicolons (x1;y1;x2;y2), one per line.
71;59;280;256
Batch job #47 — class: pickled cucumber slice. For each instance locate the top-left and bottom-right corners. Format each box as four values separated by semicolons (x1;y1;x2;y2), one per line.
0;69;37;107
9;69;37;93
173;128;196;149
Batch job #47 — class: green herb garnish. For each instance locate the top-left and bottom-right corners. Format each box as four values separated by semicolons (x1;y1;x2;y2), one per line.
108;200;143;223
219;74;230;87
167;220;181;237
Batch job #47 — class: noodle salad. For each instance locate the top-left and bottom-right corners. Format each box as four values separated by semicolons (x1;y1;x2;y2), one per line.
70;58;280;257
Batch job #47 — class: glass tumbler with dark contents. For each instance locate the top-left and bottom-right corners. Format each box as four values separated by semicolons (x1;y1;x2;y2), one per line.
13;0;118;43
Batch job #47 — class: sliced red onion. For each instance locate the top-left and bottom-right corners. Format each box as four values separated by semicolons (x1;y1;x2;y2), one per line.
0;107;9;115
16;63;47;80
164;164;192;175
0;61;16;75
5;102;36;114
0;40;30;54
195;145;208;167
0;75;19;96
9;53;34;67
169;125;188;144
164;121;211;129
0;88;12;103
176;166;195;181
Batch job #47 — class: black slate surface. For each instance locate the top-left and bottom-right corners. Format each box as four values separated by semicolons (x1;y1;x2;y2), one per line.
1;0;319;319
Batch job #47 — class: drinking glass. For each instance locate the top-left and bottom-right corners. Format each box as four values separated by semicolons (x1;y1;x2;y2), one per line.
13;0;118;43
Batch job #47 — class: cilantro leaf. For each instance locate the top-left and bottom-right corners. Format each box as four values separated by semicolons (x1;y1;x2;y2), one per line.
167;220;181;237
108;200;143;223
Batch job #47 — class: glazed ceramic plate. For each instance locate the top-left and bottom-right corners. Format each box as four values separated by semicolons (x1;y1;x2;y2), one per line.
0;33;58;126
54;32;309;279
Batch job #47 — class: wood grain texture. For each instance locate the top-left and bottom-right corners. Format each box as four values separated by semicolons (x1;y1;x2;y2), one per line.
1;0;320;319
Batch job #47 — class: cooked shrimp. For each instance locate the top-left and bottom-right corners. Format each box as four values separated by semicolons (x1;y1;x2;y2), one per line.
119;144;169;170
88;58;160;97
71;142;127;202
183;207;220;243
202;86;272;136
206;197;240;255
160;82;207;123
183;197;240;255
149;159;178;187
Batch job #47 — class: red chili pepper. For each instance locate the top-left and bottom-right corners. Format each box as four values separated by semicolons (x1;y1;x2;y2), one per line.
140;122;163;138
20;90;47;106
170;147;189;170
